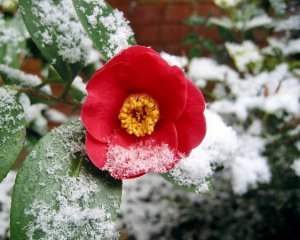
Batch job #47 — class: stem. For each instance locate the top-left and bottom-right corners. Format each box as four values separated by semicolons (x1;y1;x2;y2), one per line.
16;86;82;108
72;155;84;177
269;132;300;147
35;81;48;89
60;83;71;99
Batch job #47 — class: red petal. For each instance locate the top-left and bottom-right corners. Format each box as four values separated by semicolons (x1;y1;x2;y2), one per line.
81;63;127;142
175;80;206;155
85;132;108;169
117;52;187;121
95;46;159;74
103;123;178;179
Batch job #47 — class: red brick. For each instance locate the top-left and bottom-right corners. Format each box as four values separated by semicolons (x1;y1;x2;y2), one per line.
165;4;193;23
159;25;191;44
133;24;160;44
130;5;166;24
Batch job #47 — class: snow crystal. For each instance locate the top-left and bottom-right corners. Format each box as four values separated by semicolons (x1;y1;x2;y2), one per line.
225;41;263;73
0;171;16;238
169;110;238;193
24;121;119;239
160;52;188;69
27;0;92;64
105;140;175;179
0;64;51;94
230;135;271;194
291;159;300;177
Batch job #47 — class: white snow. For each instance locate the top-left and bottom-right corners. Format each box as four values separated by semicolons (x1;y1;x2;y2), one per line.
80;0;134;59
27;0;92;64
275;15;300;31
210;15;272;31
230;135;271;194
0;14;26;66
24;121;119;239
0;64;51;94
0;171;17;238
213;0;241;8
105;140;175;179
291;159;300;177
0;88;25;145
72;76;87;96
225;41;263;73
263;37;300;56
160;52;188;69
208;64;300;119
189;57;239;87
169;110;238;193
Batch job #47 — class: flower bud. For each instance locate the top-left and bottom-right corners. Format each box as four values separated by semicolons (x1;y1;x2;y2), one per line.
2;0;19;14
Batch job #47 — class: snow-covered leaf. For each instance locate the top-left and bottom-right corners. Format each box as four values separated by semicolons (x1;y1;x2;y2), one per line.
0;14;26;68
269;0;286;16
0;64;51;94
10;120;121;239
162;110;238;194
72;0;136;61
19;0;92;83
0;88;26;182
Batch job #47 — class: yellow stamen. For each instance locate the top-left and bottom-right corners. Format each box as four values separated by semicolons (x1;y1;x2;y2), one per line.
118;94;160;137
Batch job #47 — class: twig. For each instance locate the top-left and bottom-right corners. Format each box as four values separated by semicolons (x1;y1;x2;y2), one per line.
268;132;300;147
17;86;82;108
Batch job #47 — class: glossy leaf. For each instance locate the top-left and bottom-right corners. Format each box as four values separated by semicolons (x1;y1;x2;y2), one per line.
72;0;136;61
11;120;122;239
0;15;26;68
161;172;213;194
19;0;90;83
0;87;26;182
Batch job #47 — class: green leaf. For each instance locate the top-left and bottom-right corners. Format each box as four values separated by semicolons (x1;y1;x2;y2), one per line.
19;0;90;83
188;44;202;59
161;172;197;193
182;33;199;44
161;172;214;195
45;65;64;84
0;14;27;68
184;14;206;26
72;0;136;61
203;39;218;53
11;120;122;239
269;0;286;16
0;87;26;182
0;64;52;94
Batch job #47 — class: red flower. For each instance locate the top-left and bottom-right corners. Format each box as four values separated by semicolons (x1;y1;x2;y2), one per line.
81;46;206;179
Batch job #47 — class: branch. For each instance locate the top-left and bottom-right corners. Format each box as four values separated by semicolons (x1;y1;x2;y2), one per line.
268;131;300;147
17;87;83;108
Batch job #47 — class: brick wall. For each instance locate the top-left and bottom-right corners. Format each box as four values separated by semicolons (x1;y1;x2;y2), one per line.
108;0;220;55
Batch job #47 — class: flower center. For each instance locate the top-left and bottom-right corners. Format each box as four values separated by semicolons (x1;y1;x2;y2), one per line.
118;94;159;137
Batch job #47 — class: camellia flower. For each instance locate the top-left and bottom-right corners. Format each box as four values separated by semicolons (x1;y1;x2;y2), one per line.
81;46;206;179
